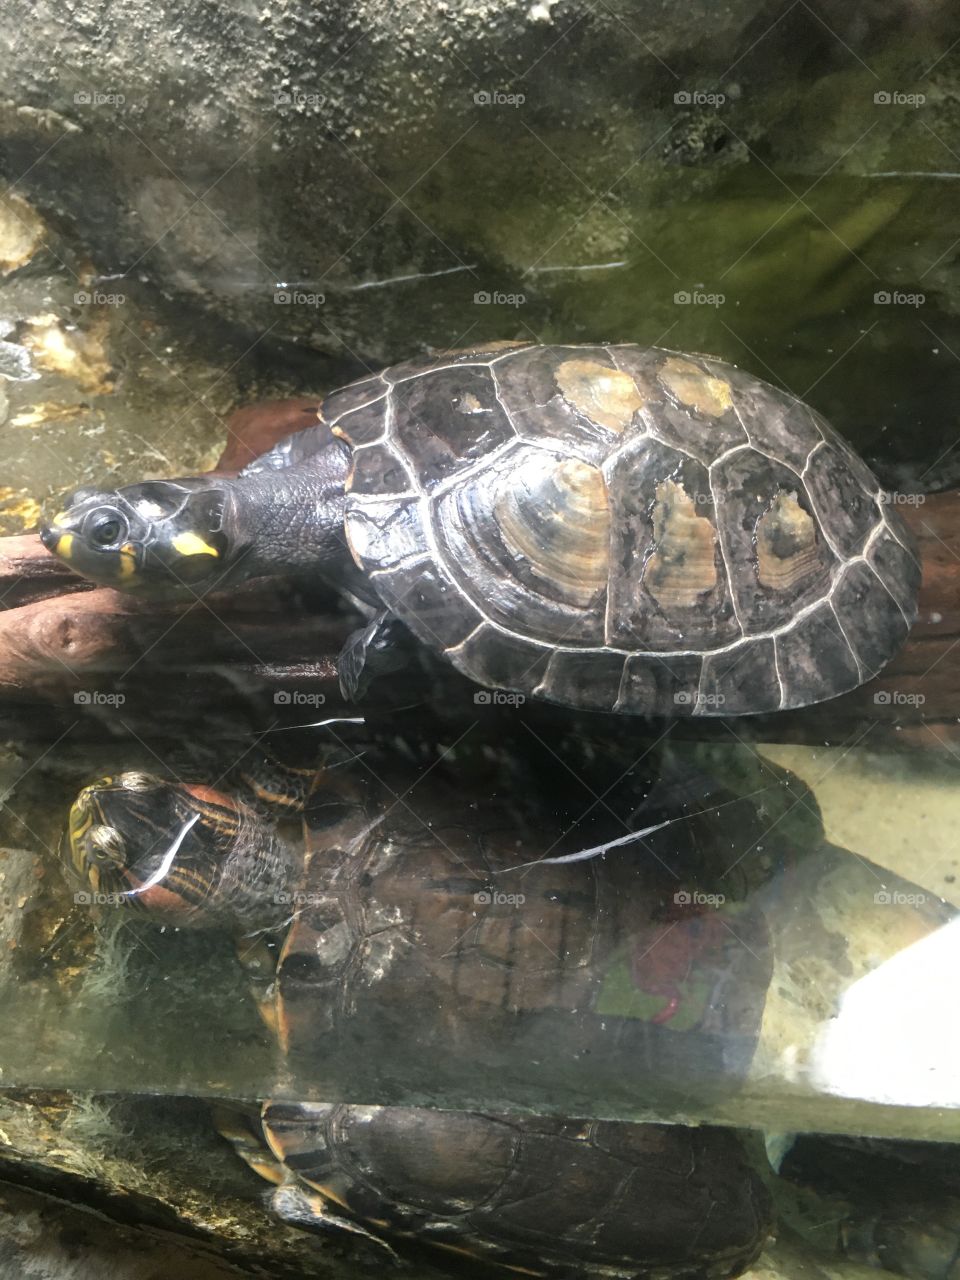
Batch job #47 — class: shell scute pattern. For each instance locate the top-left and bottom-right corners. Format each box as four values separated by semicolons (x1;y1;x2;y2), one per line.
605;439;739;651
262;1102;768;1274
710;448;837;633
803;442;884;560
611;346;750;465
339;343;918;715
700;637;781;715
391;364;515;492
700;357;821;472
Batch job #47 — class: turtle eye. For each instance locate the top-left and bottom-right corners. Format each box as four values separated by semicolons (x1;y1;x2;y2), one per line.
84;508;128;549
89;824;126;863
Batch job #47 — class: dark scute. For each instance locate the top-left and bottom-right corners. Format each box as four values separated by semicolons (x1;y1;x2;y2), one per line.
349;443;411;496
334;397;389;446
391;366;515;491
804;443;881;559
616;650;705;715
712;449;837;632
537;648;626;712
344;495;428;569
321;375;387;425
606;439;740;649
479;1121;770;1268
336;1106;518;1216
372;559;483;650
702;358;821;472
383;342;530;383
869;525;921;622
808;409;882;496
452;624;551;698
480;1129;637;1238
776;602;861;708
833;561;911;679
700;637;782;714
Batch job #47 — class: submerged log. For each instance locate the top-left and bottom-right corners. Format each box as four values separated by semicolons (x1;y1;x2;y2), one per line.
0;470;957;745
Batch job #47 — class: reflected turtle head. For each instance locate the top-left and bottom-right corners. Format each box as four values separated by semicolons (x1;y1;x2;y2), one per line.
63;772;239;922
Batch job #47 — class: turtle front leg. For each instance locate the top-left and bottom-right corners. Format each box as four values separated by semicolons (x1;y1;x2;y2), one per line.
337;610;412;701
271;1183;401;1262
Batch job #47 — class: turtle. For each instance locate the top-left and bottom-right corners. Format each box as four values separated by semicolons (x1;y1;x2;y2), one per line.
40;342;921;717
60;741;776;1277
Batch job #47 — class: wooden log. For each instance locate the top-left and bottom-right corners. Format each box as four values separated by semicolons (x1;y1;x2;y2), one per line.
0;534;94;610
0;491;957;747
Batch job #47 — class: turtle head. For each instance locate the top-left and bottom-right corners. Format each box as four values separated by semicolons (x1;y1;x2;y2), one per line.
40;478;232;595
63;771;300;929
63;772;231;924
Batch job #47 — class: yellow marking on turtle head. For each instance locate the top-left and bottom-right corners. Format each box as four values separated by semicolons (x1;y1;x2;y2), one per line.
55;532;74;558
52;510;72;527
172;531;220;558
118;542;138;578
659;357;733;418
555;359;645;432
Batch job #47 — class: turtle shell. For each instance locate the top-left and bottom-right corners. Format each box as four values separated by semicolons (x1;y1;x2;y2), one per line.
261;1101;771;1279
260;748;776;1274
269;749;773;1110
333;342;920;715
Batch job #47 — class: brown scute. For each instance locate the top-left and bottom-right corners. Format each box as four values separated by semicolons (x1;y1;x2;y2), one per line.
659;357;733;418
643;479;718;608
554;359;645;432
494;455;610;607
756;491;821;591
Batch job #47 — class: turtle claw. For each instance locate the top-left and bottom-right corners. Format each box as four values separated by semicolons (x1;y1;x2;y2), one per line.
337;611;408;702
